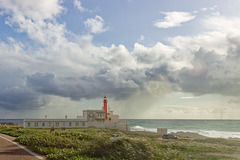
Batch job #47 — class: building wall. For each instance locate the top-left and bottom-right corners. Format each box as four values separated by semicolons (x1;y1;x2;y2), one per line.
116;120;130;131
24;119;130;131
24;120;86;128
84;110;105;122
24;109;129;131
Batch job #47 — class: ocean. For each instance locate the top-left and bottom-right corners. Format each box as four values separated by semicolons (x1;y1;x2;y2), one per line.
1;119;240;139
126;119;240;139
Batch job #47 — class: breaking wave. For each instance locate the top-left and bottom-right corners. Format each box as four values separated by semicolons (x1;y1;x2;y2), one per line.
130;125;240;139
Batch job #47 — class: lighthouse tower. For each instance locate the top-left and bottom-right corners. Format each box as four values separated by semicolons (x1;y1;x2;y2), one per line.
103;96;108;119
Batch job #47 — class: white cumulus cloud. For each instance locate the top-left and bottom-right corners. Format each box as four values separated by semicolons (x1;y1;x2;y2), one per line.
73;0;89;12
84;15;108;34
0;0;63;21
0;0;66;46
154;11;195;28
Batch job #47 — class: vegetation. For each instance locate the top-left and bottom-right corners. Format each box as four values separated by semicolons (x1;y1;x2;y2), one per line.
0;125;240;160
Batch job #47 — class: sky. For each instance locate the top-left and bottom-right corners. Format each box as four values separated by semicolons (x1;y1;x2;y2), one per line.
0;0;240;119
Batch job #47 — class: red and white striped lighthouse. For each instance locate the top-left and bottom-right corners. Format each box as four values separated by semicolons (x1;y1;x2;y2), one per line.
103;96;108;119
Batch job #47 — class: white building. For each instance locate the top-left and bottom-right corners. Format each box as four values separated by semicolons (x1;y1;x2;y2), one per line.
24;97;130;131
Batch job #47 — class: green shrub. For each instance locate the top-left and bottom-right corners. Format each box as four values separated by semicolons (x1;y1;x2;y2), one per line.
85;137;154;160
54;131;94;141
0;127;37;137
2;127;239;160
16;133;79;148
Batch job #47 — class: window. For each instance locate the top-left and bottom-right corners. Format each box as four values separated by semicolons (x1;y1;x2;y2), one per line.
97;112;105;117
49;122;52;127
63;122;65;126
42;122;45;127
83;122;85;126
69;122;72;126
75;122;79;126
27;123;31;127
34;123;38;127
89;113;93;117
56;122;59;127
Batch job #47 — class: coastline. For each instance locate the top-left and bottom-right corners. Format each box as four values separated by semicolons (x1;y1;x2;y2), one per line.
130;128;240;139
1;119;240;139
130;124;240;139
129;130;207;139
130;129;240;141
1;125;240;159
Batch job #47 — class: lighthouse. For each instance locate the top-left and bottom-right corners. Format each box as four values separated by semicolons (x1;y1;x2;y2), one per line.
103;96;108;119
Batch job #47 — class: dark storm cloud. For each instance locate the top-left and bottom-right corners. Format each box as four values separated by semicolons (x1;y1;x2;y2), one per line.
145;64;178;84
227;35;240;59
0;70;50;110
26;71;140;101
0;87;49;110
27;72;58;94
175;47;240;96
177;68;240;96
26;72;91;100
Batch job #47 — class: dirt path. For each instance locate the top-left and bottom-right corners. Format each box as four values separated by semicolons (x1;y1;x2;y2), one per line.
0;134;45;160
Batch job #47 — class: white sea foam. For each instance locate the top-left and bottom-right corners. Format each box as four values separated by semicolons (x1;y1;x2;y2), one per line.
131;126;145;130
194;130;240;139
169;129;240;139
131;126;157;132
130;126;240;139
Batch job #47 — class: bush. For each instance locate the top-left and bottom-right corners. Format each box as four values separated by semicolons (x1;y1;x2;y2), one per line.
2;127;238;160
54;131;94;141
16;133;79;148
0;128;36;137
86;137;154;160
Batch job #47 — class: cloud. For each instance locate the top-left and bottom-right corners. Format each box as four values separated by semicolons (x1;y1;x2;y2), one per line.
145;77;172;97
0;55;50;110
73;0;89;12
171;33;240;96
180;96;197;99
84;15;108;34
203;16;240;34
0;0;63;21
137;35;145;42
1;0;240;114
201;5;218;12
140;15;240;97
154;11;195;28
0;0;66;45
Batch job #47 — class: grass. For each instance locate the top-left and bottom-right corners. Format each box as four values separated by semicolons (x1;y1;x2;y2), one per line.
0;125;240;160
